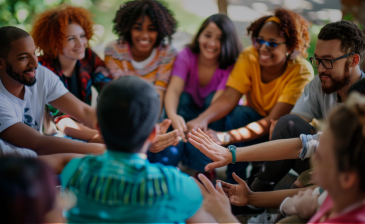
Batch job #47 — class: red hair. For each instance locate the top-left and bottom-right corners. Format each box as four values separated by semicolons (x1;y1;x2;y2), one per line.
31;5;94;60
247;8;310;58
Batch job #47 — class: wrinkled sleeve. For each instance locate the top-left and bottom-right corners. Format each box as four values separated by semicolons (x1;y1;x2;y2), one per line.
278;60;314;105
88;49;112;92
155;45;178;91
225;51;252;94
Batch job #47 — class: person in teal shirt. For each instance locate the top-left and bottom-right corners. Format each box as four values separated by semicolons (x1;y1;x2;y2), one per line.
61;76;213;223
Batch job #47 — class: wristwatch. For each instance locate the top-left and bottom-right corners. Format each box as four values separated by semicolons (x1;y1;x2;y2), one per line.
228;145;237;164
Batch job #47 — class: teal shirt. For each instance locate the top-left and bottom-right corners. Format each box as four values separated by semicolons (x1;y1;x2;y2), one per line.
61;150;203;223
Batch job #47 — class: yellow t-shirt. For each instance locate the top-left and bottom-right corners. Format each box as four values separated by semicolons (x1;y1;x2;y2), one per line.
226;46;314;117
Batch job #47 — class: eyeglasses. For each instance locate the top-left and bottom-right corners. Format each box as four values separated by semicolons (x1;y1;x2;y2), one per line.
253;38;286;51
309;53;355;69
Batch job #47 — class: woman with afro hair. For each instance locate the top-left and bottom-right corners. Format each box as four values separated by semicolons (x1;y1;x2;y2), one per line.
186;8;315;183
31;6;112;142
104;0;178;113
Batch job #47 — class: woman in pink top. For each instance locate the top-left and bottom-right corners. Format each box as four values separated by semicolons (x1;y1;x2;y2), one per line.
164;14;241;175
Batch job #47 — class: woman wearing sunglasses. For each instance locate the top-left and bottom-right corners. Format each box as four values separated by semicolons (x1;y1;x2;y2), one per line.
186;8;314;183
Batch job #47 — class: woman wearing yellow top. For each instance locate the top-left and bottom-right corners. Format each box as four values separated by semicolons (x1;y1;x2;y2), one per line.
186;8;314;183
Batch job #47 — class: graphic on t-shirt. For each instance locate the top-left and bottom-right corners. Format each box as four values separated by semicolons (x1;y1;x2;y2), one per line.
23;108;39;131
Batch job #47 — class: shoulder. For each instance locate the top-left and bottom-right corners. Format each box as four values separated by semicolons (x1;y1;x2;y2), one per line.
290;57;314;76
238;45;258;63
159;44;178;58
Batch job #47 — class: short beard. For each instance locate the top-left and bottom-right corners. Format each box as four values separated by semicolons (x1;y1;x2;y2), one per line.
6;62;37;86
320;60;351;94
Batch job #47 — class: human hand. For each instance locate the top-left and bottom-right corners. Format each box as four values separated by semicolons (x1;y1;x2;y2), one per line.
156;119;171;135
292;189;319;219
188;128;232;171
194;174;238;224
186;117;208;133
219;172;252;206
170;115;188;142
88;133;104;144
205;129;223;145
269;119;278;140
149;129;181;153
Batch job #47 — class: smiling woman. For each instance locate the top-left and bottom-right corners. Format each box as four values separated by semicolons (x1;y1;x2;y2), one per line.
185;8;314;184
30;6;113;142
104;0;178;114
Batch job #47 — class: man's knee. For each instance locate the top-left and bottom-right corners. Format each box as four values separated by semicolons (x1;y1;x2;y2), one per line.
271;114;314;140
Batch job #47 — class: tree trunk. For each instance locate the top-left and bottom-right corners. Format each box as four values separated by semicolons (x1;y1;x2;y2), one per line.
217;0;228;15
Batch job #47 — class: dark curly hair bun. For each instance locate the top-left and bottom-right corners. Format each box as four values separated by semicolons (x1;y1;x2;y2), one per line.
113;0;177;47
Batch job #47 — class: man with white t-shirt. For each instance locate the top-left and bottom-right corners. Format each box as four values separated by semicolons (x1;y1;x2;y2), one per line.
0;26;180;158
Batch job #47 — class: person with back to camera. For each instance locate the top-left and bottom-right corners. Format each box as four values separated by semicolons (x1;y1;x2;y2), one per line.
61;76;216;223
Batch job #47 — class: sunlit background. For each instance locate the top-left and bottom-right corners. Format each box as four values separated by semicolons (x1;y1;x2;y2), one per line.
0;0;363;62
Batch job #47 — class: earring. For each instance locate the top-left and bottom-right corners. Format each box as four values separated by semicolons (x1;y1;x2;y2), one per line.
286;52;289;57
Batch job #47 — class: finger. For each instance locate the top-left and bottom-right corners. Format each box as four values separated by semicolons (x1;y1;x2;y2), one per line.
304;188;313;195
220;181;232;189
215;181;225;195
181;119;188;132
188;137;212;158
192;177;209;198
197;128;213;143
198;174;216;194
205;161;226;172
188;131;207;145
158;119;171;134
222;187;230;193
232;172;247;185
178;125;187;142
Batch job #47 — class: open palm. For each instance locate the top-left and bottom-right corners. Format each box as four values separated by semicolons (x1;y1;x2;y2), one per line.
219;173;252;206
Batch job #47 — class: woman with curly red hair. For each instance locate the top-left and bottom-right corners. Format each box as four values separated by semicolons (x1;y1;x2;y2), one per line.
186;8;314;183
30;6;112;142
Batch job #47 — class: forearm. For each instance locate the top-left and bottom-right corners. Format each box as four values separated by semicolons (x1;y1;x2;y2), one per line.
57;118;98;141
198;94;237;124
164;91;180;119
78;107;97;129
34;136;104;155
248;188;312;209
38;153;84;174
235;138;302;162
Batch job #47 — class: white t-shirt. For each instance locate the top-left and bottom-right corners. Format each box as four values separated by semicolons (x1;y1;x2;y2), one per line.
0;65;69;156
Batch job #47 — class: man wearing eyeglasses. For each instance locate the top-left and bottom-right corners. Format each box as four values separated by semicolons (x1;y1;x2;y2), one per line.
251;20;365;192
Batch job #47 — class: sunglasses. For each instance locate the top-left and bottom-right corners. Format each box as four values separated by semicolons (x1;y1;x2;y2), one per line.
253;38;286;50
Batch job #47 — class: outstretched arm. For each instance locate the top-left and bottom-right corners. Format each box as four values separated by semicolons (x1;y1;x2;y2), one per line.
38;153;84;174
188;128;302;171
49;92;97;129
219;172;317;209
0;123;105;155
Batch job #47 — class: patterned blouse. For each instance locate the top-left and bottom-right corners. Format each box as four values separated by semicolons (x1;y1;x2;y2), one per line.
104;40;177;91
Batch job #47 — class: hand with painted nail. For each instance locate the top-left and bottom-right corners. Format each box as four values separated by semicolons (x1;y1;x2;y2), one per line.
193;174;239;224
188;128;231;171
218;172;252;206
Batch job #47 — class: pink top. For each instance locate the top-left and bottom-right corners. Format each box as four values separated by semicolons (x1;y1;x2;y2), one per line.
171;47;232;108
309;195;365;223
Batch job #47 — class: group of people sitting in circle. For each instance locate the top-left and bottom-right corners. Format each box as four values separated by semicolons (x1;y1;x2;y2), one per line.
0;0;365;223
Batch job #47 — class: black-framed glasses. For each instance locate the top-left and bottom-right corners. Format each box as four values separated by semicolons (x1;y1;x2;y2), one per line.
253;38;286;51
309;53;355;69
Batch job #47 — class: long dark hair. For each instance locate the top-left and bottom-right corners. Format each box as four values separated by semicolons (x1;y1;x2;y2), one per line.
0;157;57;223
189;14;242;69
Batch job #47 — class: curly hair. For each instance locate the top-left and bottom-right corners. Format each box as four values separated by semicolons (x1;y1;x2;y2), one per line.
318;21;365;63
247;8;310;58
113;0;177;47
30;5;94;60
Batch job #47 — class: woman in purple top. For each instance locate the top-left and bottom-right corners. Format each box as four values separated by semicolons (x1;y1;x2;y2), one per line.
165;14;242;143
